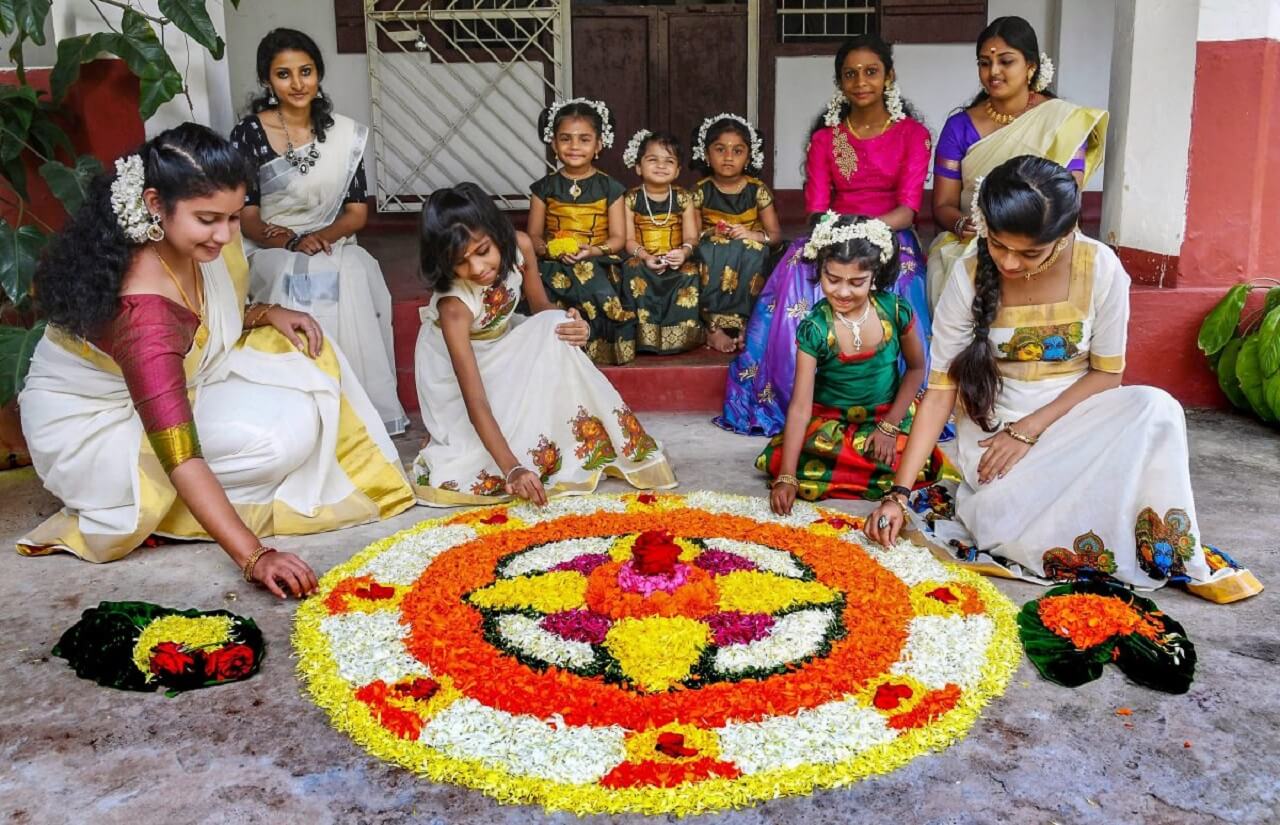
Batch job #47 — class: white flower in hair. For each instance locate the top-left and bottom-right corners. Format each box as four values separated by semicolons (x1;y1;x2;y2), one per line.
110;154;151;244
692;113;765;172
823;88;845;128
1033;52;1055;92
970;176;989;238
802;211;895;264
621;129;651;168
541;98;615;148
884;81;906;123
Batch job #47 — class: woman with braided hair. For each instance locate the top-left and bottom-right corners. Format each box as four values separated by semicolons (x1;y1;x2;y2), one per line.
866;156;1261;604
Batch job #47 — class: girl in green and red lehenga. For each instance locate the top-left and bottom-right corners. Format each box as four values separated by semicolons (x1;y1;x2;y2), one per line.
761;213;947;514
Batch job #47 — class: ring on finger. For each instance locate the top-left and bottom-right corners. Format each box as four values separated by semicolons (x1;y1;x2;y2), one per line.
876;515;890;530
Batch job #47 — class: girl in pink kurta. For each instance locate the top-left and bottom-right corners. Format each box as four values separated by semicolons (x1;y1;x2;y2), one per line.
716;35;933;436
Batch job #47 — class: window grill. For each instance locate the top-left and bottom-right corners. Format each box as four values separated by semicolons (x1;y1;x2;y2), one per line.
777;0;877;43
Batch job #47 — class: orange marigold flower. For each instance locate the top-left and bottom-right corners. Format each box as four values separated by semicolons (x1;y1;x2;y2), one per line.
1037;593;1163;650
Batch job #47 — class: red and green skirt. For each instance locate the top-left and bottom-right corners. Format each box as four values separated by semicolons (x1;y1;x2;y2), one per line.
755;402;948;501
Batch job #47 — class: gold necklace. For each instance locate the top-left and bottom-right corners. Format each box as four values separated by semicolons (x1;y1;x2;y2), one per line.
153;248;209;346
985;98;1028;126
1024;236;1070;281
845;114;890;138
560;168;595;199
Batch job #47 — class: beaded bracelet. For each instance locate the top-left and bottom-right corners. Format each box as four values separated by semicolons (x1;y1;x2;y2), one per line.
875;420;902;437
771;474;799;489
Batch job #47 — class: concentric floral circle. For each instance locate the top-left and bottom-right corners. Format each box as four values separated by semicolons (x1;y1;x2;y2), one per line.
294;492;1020;816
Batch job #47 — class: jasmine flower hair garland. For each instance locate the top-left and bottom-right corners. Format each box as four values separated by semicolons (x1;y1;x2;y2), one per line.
541;98;615;148
802;211;895;264
692;113;765;173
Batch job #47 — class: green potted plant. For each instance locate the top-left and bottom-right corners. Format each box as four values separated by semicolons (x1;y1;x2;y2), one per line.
1198;280;1280;425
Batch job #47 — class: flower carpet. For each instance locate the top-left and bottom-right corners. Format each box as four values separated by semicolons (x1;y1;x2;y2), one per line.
294;492;1021;815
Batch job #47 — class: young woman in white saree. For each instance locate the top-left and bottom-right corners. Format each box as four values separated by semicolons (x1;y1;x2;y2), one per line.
866;156;1262;605
18;124;415;596
230;28;408;435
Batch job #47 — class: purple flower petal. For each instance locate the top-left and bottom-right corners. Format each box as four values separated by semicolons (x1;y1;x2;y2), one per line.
551;553;611;575
705;611;775;646
695;549;759;575
540;609;612;644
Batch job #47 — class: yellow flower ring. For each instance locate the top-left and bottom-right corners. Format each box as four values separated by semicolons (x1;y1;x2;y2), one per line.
294;492;1020;816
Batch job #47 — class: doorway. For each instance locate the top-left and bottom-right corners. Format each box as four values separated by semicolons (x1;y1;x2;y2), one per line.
569;2;752;185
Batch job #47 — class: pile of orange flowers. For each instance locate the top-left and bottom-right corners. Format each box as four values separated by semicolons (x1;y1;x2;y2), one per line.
1037;592;1164;650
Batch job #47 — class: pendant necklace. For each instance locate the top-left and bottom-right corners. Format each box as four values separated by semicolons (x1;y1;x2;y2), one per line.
835;301;873;350
277;109;320;174
562;169;593;200
154;248;209;347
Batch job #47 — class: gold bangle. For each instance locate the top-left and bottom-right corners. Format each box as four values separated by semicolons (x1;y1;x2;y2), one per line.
1003;423;1039;445
242;545;275;582
771;473;799;489
875;420;902;437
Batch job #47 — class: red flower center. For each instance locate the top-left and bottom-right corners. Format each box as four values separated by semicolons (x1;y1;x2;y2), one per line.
354;582;396;601
631;531;682;576
481;512;509;525
636;493;658;505
926;587;959;605
654;731;699;758
873;682;915;711
394;677;441;702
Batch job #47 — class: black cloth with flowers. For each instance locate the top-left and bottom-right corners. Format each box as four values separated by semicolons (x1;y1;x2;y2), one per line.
53;601;265;694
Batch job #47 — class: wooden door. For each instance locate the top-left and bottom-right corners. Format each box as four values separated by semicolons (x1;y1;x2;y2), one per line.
571;2;748;186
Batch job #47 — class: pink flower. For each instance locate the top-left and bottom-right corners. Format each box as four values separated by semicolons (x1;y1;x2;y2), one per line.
704;611;775;646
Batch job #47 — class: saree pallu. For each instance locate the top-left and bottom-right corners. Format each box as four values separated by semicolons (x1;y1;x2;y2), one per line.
17;238;414;563
926;99;1109;309
246;113;407;435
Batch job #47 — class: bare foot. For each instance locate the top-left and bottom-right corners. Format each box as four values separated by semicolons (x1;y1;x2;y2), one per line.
706;327;737;353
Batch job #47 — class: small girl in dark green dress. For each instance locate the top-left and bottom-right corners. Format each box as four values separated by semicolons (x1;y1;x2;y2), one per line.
528;98;635;365
620;130;703;354
762;214;946;515
690;113;782;353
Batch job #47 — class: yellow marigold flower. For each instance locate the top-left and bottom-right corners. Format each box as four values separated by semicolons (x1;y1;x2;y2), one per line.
467;571;587;614
604;616;710;691
547;237;581;258
716;571;838;614
132;615;233;680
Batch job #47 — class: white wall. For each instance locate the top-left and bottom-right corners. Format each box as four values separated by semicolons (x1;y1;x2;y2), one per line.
772;1;1113;192
1099;0;1199;257
1196;0;1280;40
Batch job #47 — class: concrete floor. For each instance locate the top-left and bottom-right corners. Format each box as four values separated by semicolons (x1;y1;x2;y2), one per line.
0;410;1276;825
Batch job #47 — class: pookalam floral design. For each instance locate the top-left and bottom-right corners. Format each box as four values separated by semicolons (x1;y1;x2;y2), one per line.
294;492;1020;815
1018;580;1196;693
55;601;265;694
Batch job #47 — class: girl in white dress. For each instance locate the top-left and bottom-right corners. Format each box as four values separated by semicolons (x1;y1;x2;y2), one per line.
411;183;677;506
866;156;1261;604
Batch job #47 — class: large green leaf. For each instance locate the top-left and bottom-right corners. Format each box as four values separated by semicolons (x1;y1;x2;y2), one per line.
1236;335;1276;423
0;83;39;162
157;0;224;60
0;218;46;306
1198;283;1249;357
49;33;101;103
1265;287;1280;317
39;154;102;215
0;0;51;44
27;105;73;159
1258;305;1280;378
1216;337;1250;411
1265;372;1280;430
0;319;44;405
102;11;185;121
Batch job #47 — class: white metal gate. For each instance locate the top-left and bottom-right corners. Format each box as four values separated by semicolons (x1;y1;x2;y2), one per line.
364;0;572;211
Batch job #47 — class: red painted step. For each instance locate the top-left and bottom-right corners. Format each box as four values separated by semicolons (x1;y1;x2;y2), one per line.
364;230;731;414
